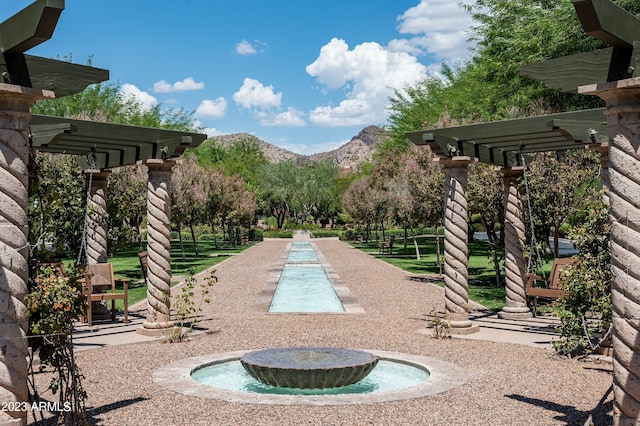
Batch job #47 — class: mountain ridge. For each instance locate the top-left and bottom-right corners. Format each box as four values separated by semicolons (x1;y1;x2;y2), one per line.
212;125;386;172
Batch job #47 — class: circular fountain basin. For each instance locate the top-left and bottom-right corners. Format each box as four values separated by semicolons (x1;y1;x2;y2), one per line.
240;347;378;389
153;349;468;406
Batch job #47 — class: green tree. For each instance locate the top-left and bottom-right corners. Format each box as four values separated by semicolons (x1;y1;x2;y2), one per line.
107;165;147;252
192;137;269;188
171;157;208;257
29;153;85;259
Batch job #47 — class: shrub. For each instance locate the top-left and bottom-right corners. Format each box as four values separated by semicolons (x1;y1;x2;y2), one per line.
552;199;611;358
25;264;88;424
249;228;264;241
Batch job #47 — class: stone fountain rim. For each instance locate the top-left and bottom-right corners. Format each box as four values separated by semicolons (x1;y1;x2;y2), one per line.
153;348;468;406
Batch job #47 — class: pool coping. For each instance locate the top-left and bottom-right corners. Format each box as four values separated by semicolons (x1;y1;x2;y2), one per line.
250;241;365;314
153;349;468;406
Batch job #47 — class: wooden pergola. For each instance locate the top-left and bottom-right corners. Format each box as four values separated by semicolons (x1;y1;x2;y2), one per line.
406;0;640;422
406;108;608;167
0;3;210;422
30;114;206;169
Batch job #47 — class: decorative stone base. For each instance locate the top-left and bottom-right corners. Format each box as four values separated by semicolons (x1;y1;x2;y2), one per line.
448;325;480;335
498;308;533;320
136;320;175;337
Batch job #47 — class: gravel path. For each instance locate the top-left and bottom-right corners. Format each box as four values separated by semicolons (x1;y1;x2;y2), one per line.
35;238;613;425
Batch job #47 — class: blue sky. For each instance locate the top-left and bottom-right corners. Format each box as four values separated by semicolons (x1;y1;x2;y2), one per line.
7;1;475;154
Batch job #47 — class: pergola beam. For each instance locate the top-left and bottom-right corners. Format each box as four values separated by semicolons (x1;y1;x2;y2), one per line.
572;0;640;48
0;0;63;54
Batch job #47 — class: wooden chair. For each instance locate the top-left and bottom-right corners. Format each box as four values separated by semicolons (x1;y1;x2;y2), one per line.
378;236;395;254
525;257;574;316
84;263;129;326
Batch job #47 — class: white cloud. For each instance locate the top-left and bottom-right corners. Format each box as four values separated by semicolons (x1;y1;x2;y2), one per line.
232;78;282;109
153;77;204;93
120;84;157;110
258;107;306;127
195;98;227;119
235;39;257;55
306;38;427;127
395;0;475;61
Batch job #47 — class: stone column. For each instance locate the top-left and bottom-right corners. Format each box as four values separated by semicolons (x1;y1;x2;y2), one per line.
139;160;175;336
580;78;640;424
440;156;479;334
498;167;532;319
588;142;610;204
85;170;111;265
0;84;53;425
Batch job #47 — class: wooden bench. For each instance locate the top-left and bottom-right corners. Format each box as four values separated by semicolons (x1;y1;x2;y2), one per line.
378;236;395;254
525;257;574;316
84;263;129;326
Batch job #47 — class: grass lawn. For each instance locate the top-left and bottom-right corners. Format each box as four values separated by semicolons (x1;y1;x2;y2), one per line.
351;236;507;312
67;240;251;309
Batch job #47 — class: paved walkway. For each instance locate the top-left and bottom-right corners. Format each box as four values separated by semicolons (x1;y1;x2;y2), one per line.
67;234;613;425
73;233;563;352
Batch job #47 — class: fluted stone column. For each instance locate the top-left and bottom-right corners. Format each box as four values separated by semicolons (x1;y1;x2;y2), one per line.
580;78;640;424
588;143;610;204
498;167;532;319
85;170;111;265
139;160;175;336
440;156;479;334
0;84;53;425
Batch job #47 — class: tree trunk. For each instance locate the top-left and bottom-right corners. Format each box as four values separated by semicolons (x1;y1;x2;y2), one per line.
481;216;502;287
410;227;421;260
403;225;408;255
189;222;199;256
553;225;560;258
177;222;186;261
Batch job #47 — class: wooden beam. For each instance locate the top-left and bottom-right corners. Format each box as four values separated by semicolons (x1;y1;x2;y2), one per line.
4;54;109;95
521;47;638;92
572;0;640;48
0;0;64;54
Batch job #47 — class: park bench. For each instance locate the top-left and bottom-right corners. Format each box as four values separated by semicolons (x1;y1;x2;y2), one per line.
525;257;573;316
378;236;395;255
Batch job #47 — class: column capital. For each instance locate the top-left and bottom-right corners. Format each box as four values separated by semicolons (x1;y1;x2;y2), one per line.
436;155;472;169
141;159;176;172
0;82;54;100
83;169;111;180
501;166;525;179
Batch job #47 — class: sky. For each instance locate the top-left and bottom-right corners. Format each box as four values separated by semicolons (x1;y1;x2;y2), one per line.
7;0;476;155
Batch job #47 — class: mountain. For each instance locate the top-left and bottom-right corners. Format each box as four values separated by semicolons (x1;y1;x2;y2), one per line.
211;125;386;172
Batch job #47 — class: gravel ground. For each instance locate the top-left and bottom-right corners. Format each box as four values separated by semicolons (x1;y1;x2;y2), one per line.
33;238;613;425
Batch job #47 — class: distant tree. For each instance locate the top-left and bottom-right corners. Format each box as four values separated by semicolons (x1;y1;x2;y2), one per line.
468;162;504;285
33;79;196;131
257;161;294;229
107;165;147;252
393;145;444;259
342;176;377;240
192;137;269;188
524;150;600;258
171;157;207;257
